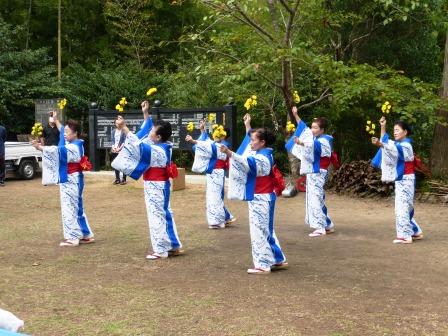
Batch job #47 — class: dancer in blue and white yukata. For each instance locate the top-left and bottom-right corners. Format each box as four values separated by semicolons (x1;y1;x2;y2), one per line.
220;113;287;275
285;106;335;237
185;119;235;229
112;101;183;259
371;116;423;244
32;111;94;247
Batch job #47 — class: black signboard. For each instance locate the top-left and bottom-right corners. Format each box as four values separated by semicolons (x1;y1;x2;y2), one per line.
88;103;237;171
96;113;143;149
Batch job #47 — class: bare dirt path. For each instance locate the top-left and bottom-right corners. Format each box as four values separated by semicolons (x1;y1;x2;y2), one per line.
1;176;447;335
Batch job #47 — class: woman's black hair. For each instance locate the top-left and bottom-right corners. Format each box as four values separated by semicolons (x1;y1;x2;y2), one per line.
252;127;276;147
312;117;328;130
394;120;412;136
66;119;81;137
153;119;172;142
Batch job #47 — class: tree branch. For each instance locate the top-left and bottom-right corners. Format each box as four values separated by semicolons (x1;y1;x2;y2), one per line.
278;0;294;15
229;2;276;43
193;46;282;89
284;0;301;45
201;1;275;46
298;88;332;110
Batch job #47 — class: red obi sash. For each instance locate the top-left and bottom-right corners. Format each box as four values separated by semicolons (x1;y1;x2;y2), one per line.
67;156;92;174
319;153;340;170
67;163;82;174
404;161;415;175
255;175;274;194
143;163;179;181
214;159;228;170
320;157;331;170
143;167;168;181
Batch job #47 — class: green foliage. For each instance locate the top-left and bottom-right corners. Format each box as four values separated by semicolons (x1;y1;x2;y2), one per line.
0;0;445;165
0;17;58;133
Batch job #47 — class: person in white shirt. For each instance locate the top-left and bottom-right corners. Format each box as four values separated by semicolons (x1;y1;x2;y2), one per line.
111;116;127;185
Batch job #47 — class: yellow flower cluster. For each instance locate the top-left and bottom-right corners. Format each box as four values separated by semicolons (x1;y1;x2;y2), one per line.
146;87;157;96
365;120;376;135
208;113;216;123
286;120;296;135
115;97;128;113
186;122;194;132
381;101;392;114
244;95;257;110
212;124;227;140
293;91;301;104
31;122;43;137
57;98;67;110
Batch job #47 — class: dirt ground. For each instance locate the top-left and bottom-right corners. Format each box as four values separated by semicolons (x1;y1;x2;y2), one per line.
0;175;448;336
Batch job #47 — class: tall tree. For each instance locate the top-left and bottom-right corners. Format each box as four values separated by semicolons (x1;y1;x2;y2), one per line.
104;0;153;66
198;0;331;121
430;30;448;177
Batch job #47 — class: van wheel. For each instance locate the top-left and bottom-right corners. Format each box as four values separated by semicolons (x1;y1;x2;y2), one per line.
19;160;36;180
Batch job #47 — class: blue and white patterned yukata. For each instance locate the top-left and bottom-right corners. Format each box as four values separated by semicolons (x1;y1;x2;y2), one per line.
285;120;334;232
112;118;182;256
228;132;286;269
372;134;423;239
41;126;93;240
191;132;234;227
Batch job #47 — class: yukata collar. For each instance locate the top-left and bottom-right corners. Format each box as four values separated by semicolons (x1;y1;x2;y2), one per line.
395;137;411;144
256;147;273;155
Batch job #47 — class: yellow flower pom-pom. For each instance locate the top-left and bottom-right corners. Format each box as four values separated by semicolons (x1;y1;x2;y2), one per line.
186;122;194;132
381;101;392;114
244;95;258;110
208;113;216;123
365;119;377;135
293;91;301;104
146;87;157;96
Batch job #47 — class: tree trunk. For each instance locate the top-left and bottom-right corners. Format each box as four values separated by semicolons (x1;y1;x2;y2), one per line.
430;30;448;177
25;0;32;50
281;59;294;118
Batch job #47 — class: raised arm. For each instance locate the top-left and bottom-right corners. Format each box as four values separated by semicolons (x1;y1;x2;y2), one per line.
141;100;150;121
243;113;252;133
135;101;153;139
51;111;63;131
380;116;386;139
291;106;301;123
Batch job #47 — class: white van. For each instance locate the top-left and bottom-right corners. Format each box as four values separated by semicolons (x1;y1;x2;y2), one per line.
5;142;42;179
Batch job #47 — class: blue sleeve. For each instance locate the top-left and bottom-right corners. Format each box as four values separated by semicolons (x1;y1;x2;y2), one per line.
129;142;152;180
58;125;65;147
236;131;252;155
136;118;153;140
198;132;209;141
192;131;210;153
371;133;389;169
285;120;307;152
312;140;322;172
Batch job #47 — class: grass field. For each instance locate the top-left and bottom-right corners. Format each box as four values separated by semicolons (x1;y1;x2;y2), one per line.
1;176;448;335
